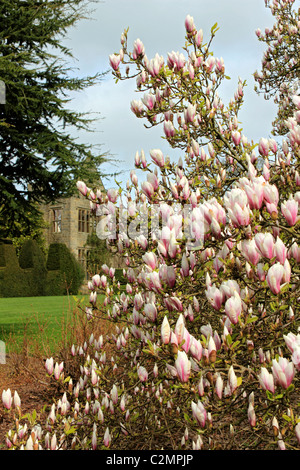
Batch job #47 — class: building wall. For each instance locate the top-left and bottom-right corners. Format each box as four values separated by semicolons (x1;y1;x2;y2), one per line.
39;193;93;273
39;189;125;277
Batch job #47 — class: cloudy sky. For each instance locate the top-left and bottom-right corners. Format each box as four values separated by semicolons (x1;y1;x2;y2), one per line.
63;0;278;190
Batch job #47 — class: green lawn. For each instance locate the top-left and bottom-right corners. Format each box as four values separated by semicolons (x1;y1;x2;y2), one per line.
0;295;89;354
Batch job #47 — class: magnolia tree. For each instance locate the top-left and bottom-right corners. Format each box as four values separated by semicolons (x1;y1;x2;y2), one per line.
2;2;300;450
254;0;300;135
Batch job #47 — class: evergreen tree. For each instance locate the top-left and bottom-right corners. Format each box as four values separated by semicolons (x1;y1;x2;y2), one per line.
0;0;108;238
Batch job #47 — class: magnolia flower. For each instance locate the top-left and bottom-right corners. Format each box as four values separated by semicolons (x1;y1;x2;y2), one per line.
191;400;207;428
240;239;261;265
231;130;241;146
54;362;64;380
91;424;97;450
76;180;88;196
225;291;242;325
263;183;279;206
130;99;144;116
259;367;275;393
205;285;224;311
184;103;196;123
103;427;111;448
274;237;287;264
92;274;101;288
228;366;238;394
215;374;224;399
110;384;118;404
185;14;195;33
255;233;275;259
45;357;54;375
141;181;155;199
142;92;156;111
271;357;294;389
248;402;256;427
167;50;186;71
243;180;264;209
266;263;285;294
109;53;121;71
91;369;98;386
182;328;192;353
13;391;21;409
132;38;145;59
195;29;203;47
142;252;157;271
174;314;185;344
144;302;157;322
137;366;148;382
258;137;269;156
175;350;191;383
161;316;171;344
189;337;203;361
225;188;251;227
147;53;164;77
150;149;164;167
164;120;175;138
2;389;12;410
281;197;299;226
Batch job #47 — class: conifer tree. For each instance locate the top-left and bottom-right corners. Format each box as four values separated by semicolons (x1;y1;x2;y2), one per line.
0;0;107;238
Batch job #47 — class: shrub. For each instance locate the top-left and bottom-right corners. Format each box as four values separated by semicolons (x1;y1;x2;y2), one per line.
18;239;47;296
2;1;300;452
0;243;29;298
0;243;6;267
46;243;85;295
114;268;126;286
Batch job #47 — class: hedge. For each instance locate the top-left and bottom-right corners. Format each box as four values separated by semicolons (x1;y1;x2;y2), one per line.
19;239;47;296
46;243;85;295
0;241;84;297
0;243;29;297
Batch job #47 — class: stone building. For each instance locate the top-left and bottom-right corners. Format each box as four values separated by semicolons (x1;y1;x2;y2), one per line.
39;191;96;277
39;180;125;280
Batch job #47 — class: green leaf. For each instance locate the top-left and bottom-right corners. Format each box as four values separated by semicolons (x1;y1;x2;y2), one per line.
65;426;77;435
183;412;193;424
237;377;242;387
280;283;290;294
211;22;219;34
246;315;258;325
226;334;233;346
282;414;292;422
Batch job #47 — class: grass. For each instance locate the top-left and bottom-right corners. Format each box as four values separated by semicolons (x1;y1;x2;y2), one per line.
0;295;90;355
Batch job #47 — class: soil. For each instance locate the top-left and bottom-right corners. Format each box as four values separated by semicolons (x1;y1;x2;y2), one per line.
0;354;51;449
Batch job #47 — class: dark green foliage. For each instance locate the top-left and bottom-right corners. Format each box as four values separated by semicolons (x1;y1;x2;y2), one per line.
19;239;47;296
19;239;45;269
85;232;110;276
44;270;65;296
0;0;108;239
46;243;85;295
0;240;84;297
114;268;126;286
0;243;5;267
0;243;29;297
46;243;64;272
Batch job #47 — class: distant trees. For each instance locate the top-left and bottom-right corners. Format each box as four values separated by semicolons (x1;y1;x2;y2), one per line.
254;0;300;135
